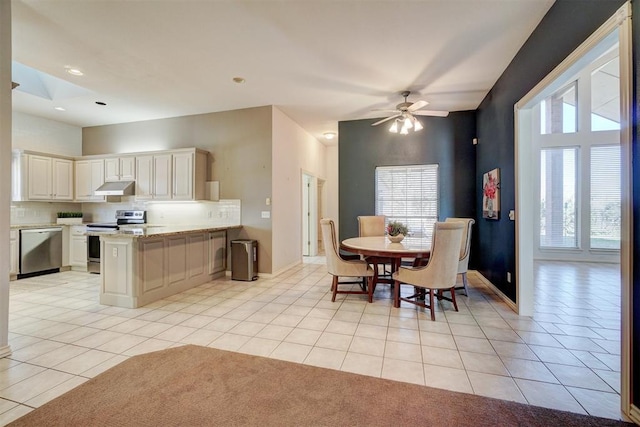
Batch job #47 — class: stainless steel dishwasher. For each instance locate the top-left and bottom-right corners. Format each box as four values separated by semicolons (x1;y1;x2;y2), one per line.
19;227;63;278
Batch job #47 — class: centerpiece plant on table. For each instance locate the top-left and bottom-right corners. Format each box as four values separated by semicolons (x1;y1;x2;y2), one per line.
386;221;409;242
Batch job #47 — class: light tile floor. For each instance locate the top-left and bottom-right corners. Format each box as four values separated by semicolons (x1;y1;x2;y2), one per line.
0;258;624;424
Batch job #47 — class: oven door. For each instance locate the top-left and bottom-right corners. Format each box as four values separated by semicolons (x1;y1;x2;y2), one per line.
87;234;101;274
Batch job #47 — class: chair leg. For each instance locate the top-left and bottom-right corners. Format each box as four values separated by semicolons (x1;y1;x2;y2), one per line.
461;272;469;296
331;276;338;302
393;279;401;308
367;276;373;303
450;287;458;312
429;289;435;321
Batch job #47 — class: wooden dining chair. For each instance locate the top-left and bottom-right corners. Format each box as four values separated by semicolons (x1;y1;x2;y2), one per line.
392;222;464;320
321;219;375;303
357;215;392;279
445;217;475;296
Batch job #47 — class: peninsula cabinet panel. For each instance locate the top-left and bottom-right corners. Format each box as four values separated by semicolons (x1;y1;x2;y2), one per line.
167;236;188;286
209;230;227;275
140;239;165;293
101;239;133;300
187;233;207;281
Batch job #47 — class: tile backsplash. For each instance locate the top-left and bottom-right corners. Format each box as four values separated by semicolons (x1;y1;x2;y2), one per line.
11;199;241;227
11;202;83;225
83;199;241;226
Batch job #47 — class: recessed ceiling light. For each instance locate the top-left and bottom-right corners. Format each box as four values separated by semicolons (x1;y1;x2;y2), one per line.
95;101;107;106
54;106;66;111
232;77;246;84
323;132;337;140
65;67;84;76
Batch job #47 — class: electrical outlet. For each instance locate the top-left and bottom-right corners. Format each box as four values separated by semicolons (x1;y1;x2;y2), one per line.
261;211;270;219
507;272;511;283
112;248;118;257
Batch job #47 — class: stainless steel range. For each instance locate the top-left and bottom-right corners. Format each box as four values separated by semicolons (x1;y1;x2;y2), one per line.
87;210;146;273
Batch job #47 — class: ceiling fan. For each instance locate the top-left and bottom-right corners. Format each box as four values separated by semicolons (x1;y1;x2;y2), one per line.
371;91;449;133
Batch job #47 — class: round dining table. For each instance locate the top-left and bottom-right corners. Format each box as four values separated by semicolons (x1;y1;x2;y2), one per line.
340;236;432;285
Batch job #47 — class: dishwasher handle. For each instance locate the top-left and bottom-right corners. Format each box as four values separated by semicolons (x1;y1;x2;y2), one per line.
20;227;63;234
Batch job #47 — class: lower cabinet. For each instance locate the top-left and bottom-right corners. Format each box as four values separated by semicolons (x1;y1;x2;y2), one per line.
209;231;227;275
10;230;18;277
100;229;228;308
69;226;87;271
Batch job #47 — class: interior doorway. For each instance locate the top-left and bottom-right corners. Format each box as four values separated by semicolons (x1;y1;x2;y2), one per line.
515;2;632;419
302;172;320;257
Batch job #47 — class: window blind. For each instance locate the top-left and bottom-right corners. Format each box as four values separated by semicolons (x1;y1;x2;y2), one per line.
539;147;577;248
590;145;621;249
375;165;438;239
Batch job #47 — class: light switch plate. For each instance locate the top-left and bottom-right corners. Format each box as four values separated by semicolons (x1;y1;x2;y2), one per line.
261;211;270;219
509;210;515;221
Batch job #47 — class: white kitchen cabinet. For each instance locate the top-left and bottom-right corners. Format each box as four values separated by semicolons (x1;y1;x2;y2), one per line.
75;159;105;202
69;226;87;270
100;228;229;308
172;151;194;200
209;230;227;275
26;154;73;201
105;156;135;181
135;149;206;201
9;229;18;277
135;154;172;200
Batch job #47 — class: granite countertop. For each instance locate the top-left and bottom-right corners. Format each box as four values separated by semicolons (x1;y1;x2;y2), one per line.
87;224;242;238
10;223;75;229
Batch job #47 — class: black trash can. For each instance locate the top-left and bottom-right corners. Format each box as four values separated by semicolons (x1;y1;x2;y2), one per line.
231;240;258;281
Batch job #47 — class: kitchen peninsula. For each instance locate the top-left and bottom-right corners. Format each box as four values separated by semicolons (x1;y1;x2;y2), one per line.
95;224;241;308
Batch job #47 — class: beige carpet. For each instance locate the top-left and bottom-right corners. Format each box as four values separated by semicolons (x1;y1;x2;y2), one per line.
9;345;631;426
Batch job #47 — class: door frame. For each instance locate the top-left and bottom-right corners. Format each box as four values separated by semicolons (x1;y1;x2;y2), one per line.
514;2;633;420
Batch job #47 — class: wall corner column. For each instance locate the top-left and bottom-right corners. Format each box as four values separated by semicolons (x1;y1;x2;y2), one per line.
0;0;13;357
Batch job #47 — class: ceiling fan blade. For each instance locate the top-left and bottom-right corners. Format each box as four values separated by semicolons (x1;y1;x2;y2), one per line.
407;100;428;112
371;114;401;126
413;110;450;117
371;109;401;113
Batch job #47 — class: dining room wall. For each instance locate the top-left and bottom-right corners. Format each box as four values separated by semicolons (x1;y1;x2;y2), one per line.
337;111;477;264
474;0;625;302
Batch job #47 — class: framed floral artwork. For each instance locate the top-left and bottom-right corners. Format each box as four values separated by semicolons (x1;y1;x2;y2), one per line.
482;168;500;219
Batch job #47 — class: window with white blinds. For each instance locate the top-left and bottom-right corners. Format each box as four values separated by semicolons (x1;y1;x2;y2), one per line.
375;165;438;239
539;147;578;248
590;145;621;249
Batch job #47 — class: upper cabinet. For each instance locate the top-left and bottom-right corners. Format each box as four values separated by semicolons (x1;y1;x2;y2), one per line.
105;156;135;182
75;159;105;202
12;148;209;203
136;153;173;200
12;151;74;201
136;149;207;201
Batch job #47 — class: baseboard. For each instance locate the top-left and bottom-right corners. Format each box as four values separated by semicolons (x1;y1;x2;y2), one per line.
0;345;12;358
471;270;518;313
629;404;640;424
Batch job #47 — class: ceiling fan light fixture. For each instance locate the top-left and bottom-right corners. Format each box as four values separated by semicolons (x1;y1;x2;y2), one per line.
399;124;409;135
389;120;399;133
403;116;413;129
414;119;423;131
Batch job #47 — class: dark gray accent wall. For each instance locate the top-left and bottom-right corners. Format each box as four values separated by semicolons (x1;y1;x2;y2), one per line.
475;0;625;301
338;111;477;263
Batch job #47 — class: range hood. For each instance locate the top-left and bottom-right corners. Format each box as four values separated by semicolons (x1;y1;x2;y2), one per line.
94;181;135;196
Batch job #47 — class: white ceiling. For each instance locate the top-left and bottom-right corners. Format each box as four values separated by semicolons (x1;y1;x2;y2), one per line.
11;0;555;143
